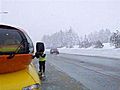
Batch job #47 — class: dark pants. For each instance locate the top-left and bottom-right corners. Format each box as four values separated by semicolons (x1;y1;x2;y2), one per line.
39;61;45;73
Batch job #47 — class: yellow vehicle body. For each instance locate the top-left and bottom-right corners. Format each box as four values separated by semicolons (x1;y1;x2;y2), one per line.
0;24;41;90
0;63;41;90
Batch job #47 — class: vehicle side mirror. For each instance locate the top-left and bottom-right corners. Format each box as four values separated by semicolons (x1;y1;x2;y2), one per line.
36;42;45;52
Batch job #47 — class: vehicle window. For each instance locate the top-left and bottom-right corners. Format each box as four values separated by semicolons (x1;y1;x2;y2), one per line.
0;28;22;53
24;32;34;53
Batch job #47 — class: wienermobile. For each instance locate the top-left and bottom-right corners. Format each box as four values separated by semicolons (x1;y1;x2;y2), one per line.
0;24;43;90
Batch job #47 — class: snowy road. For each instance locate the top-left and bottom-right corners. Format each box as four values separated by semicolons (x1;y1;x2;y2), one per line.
42;62;88;90
47;53;120;90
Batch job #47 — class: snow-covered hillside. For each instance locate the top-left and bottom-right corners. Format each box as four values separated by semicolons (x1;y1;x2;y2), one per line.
57;43;120;59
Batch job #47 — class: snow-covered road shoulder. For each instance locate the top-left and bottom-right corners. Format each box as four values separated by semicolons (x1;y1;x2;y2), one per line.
57;43;120;59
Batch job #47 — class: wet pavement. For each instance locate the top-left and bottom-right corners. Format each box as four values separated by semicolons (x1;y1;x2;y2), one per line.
41;62;88;90
46;54;120;90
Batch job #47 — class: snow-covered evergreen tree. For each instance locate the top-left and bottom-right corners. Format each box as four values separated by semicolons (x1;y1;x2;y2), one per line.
41;27;79;48
88;29;111;44
79;35;91;48
110;30;120;48
65;27;79;48
94;40;104;48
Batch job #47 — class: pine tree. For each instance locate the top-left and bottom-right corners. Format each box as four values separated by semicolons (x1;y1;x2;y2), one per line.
94;40;104;48
110;30;120;48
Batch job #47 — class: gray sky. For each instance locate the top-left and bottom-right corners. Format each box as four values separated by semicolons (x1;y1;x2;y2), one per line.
1;0;120;42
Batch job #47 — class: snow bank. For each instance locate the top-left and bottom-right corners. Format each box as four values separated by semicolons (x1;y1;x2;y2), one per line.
58;43;120;59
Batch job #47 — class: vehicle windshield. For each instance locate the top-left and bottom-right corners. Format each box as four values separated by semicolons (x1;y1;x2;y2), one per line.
0;28;23;54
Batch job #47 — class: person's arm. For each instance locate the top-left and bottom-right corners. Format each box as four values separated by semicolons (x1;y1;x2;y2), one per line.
32;55;36;59
32;52;40;59
41;53;46;58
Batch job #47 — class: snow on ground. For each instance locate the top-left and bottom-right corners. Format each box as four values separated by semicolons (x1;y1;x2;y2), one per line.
57;43;120;59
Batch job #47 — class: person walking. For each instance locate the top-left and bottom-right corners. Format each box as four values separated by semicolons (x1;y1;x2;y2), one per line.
38;52;46;77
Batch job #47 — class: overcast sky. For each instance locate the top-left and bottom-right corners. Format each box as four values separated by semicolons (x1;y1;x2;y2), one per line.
1;0;120;42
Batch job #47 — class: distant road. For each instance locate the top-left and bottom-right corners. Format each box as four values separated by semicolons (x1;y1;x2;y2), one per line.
47;53;120;90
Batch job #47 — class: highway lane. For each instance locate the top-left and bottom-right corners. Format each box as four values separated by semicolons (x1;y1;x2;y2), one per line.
47;53;120;90
32;56;88;90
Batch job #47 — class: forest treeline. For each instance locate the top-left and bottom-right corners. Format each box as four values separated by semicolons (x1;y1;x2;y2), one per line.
42;27;120;49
